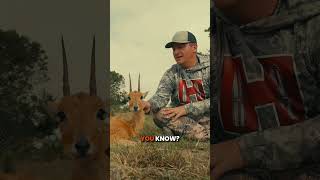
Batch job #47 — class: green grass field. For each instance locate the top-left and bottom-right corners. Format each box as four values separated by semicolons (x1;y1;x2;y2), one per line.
110;115;210;180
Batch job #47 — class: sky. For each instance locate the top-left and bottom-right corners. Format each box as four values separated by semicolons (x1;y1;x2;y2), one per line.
0;0;209;101
111;0;210;99
0;0;108;99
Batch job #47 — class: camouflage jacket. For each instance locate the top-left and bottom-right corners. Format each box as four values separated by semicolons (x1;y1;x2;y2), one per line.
148;55;210;118
212;0;320;170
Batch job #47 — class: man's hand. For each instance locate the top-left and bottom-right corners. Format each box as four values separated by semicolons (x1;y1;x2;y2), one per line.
211;139;246;179
142;101;151;113
161;106;187;120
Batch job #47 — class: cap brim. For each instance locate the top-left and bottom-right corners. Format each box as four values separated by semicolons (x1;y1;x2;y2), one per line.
165;41;190;48
165;42;174;48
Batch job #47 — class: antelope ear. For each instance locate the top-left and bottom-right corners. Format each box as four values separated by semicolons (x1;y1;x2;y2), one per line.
143;91;149;98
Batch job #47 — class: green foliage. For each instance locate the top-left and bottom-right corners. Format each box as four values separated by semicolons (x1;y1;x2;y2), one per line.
0;29;52;142
110;70;128;114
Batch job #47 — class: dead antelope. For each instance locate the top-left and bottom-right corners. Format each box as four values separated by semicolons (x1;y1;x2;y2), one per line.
110;74;148;145
48;36;107;180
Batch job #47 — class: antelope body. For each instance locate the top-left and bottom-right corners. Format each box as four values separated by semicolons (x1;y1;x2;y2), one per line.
110;74;148;145
48;36;107;180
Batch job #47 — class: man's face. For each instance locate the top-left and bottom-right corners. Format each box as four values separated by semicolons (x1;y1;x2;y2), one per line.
172;43;197;65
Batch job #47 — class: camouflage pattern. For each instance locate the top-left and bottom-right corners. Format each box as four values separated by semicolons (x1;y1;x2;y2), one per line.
148;54;210;118
212;0;320;176
219;166;320;180
148;55;210;140
153;110;210;141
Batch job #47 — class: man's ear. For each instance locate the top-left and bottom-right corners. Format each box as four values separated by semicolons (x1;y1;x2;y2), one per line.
188;43;197;53
143;91;149;99
192;44;197;53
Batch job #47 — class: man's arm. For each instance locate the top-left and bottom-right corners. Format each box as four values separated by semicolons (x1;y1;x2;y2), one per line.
159;98;210;121
184;98;210;117
238;115;320;170
148;69;175;113
211;115;320;179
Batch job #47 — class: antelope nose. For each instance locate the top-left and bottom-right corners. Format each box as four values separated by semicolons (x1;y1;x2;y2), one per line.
134;106;138;112
75;137;90;157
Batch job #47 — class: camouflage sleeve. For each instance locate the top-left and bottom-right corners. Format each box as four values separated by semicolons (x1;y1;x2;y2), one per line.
238;115;320;170
148;69;175;113
184;98;210;117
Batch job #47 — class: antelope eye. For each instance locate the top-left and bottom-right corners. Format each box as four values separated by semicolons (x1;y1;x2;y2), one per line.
140;96;143;99
128;96;131;100
56;111;66;122
96;109;107;120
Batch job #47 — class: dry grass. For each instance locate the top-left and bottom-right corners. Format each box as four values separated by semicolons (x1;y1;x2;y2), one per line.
110;115;210;180
0;115;210;180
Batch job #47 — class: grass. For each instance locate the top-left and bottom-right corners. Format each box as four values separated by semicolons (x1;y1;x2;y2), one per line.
110;115;210;180
0;115;210;180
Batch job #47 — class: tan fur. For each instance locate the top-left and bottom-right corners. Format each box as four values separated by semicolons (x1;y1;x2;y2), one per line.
110;91;147;145
49;92;107;180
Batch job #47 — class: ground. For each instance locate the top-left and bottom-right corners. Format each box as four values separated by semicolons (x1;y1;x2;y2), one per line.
0;115;210;180
110;115;210;180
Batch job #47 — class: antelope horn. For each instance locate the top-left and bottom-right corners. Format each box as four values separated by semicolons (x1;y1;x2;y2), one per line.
129;73;132;92
138;73;140;92
61;35;70;96
90;35;97;96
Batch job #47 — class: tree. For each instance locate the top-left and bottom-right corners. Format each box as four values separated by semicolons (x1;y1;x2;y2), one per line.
0;30;52;146
110;70;128;114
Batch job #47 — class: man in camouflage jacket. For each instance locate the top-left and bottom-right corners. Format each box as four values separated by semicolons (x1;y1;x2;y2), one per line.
143;31;210;141
211;0;320;179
